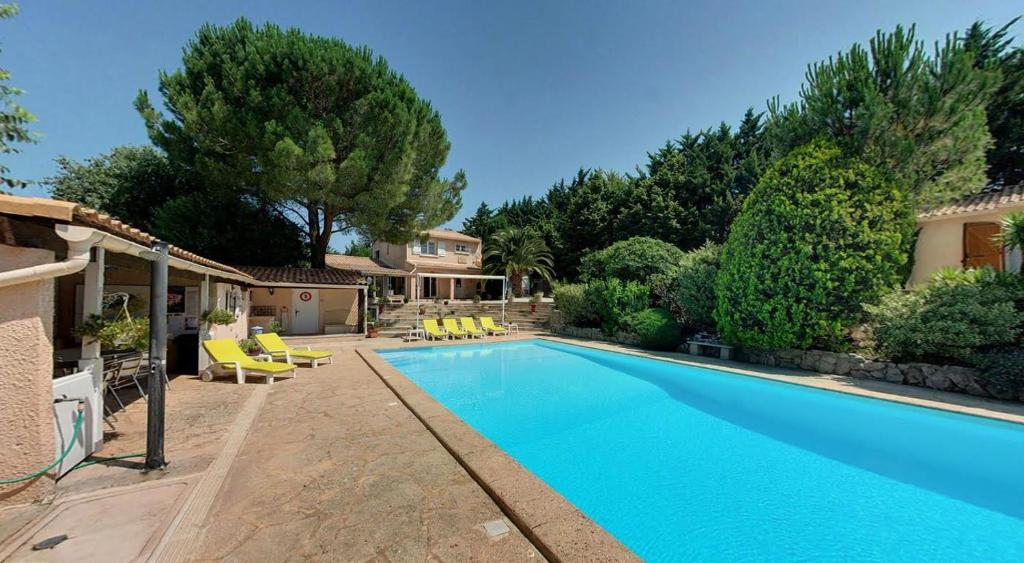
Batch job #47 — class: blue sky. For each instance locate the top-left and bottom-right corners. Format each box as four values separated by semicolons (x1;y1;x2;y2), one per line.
4;1;1020;247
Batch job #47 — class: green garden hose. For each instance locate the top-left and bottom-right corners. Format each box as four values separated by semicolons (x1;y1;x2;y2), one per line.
0;408;85;485
1;399;148;485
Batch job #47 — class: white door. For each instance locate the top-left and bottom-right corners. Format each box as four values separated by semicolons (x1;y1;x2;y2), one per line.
291;288;320;334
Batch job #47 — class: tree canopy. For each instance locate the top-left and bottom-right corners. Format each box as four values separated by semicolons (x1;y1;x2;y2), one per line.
0;3;35;190
46;145;308;266
766;24;999;209
963;18;1024;186
136;18;465;267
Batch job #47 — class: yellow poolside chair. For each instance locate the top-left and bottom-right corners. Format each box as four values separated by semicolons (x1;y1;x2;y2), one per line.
479;316;509;336
443;318;469;339
255;332;333;368
423;319;449;340
201;339;297;384
460;317;486;339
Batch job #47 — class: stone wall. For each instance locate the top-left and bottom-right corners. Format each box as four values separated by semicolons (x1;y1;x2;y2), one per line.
739;347;1022;402
550;318;640;347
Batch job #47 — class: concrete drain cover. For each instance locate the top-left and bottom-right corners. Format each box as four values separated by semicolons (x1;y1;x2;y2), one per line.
482;519;510;538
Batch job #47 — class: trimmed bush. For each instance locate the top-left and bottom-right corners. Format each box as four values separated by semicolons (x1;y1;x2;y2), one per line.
579;236;686;283
585;278;649;335
714;140;913;350
651;242;720;331
552;283;597;326
625;308;682;351
972;347;1024;400
866;268;1023;364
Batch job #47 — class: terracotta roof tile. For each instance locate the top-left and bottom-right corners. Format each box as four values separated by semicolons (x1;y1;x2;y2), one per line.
919;185;1024;220
236;266;367;286
422;229;481;243
324;254;408;276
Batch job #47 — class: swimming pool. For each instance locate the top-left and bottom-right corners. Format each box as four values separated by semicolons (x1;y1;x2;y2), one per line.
378;339;1024;562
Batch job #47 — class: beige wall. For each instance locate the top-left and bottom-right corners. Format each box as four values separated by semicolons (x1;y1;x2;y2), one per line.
251;286;362;333
0;245;56;505
208;282;249;341
912;210;1021;285
321;289;360;331
373;235;482;269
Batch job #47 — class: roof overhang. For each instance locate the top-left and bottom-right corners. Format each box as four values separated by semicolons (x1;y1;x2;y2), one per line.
252;282;365;290
414;272;505;280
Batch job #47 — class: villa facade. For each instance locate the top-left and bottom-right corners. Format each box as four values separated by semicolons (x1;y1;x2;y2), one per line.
363;229;487;301
912;185;1024;285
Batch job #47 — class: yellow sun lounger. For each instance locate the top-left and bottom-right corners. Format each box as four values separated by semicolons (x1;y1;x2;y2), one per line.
201;339;297;384
423;319;449;340
460;317;486;338
479;316;508;336
255;332;333;368
443;318;469;339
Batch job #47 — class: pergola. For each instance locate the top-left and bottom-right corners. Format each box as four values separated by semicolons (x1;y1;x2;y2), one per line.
413;272;507;328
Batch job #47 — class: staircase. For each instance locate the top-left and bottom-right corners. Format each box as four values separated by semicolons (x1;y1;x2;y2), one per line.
374;301;553;338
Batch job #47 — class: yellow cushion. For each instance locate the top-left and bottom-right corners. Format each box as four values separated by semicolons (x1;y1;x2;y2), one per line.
236;360;296;374
204;339;295;373
269;350;332;360
254;332;290;352
443;318;467;334
460;317;485;334
480;317;507;332
423;319;447;337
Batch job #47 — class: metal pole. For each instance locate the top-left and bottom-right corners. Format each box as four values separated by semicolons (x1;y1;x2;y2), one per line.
501;277;506;324
415;274;420;328
146;240;169;470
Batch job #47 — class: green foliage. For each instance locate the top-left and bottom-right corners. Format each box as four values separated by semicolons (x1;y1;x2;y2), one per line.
46;145;307;266
585;279;649;335
75;315;150;351
962;18;1024;186
627;109;768;248
579;237;686;283
972;347;1024;399
999;211;1024;264
552;283;597;326
267;319;284;334
461;109;766;280
767;24;999;209
624;308;682;351
237;338;260;355
151;191;307;267
483;228;555;296
201;308;236;326
866;268;1024;364
136;18;465;267
342;236;372;258
0;3;35;189
715;141;912;350
46;146;181;226
651;242;720;331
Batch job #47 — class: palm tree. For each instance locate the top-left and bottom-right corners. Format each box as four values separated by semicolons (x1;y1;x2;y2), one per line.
1000;211;1024;276
483;228;556;297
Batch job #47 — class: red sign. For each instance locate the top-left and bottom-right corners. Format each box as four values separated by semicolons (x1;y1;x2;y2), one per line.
299;291;313;302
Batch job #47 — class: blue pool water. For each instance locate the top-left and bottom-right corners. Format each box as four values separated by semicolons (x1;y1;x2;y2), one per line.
378;339;1024;562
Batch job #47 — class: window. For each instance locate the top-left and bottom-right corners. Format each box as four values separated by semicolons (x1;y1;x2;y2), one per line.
426;241;438;255
455;243;469;253
374;249;380;259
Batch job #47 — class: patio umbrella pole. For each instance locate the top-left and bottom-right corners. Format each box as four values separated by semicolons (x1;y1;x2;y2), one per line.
146;240;169;470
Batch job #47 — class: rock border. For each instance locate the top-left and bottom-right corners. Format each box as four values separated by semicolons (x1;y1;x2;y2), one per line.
739;347;1022;402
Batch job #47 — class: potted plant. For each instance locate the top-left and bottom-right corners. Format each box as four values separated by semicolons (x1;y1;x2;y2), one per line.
76;315;150;352
267;319;284;334
237;337;261;356
530;292;543;313
368;285;379;305
366;321;379;338
472;294;482;304
201;308;236;336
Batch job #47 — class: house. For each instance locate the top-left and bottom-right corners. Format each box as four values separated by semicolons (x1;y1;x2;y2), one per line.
0;194;368;504
361;229;489;300
912;185;1024;285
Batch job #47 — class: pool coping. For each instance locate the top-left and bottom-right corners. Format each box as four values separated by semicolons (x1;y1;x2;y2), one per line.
356;343;640;563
